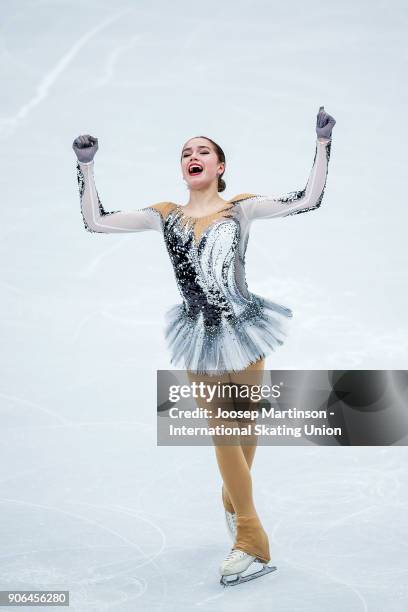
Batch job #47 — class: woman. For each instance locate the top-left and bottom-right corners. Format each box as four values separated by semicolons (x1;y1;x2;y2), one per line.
72;106;335;585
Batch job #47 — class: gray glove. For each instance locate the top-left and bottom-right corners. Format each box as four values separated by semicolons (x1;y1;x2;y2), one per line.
316;106;336;140
72;134;99;163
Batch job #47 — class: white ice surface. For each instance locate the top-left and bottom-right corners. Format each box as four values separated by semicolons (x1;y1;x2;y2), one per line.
1;0;408;610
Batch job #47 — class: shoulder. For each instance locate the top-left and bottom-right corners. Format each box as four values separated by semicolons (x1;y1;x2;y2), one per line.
229;193;258;204
148;201;178;220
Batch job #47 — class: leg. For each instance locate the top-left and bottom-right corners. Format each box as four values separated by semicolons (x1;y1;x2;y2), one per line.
187;361;270;562
216;358;271;563
186;366;258;517
222;358;265;512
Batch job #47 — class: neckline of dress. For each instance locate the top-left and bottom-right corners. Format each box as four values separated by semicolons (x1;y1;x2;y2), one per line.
174;197;236;220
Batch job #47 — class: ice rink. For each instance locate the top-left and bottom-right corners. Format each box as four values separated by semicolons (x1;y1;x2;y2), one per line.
1;0;408;609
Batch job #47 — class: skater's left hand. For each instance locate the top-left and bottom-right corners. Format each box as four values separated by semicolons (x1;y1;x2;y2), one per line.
316;106;336;140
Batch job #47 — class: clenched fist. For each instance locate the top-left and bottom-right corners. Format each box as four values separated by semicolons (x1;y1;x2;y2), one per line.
316;106;336;140
72;134;99;163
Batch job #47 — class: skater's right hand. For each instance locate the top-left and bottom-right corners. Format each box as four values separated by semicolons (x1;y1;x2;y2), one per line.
72;134;99;163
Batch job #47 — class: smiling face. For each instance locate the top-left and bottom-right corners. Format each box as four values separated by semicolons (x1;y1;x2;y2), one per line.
181;137;225;192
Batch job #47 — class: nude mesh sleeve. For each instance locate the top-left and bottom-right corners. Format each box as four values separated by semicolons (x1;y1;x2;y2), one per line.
76;160;162;233
240;138;332;221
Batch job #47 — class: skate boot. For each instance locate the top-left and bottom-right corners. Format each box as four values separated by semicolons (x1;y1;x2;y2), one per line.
222;485;237;542
219;515;277;587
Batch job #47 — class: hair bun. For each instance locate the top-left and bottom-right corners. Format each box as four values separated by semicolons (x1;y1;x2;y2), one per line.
218;176;226;193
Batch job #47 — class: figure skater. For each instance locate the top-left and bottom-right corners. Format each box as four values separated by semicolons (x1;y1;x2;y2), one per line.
72;106;336;586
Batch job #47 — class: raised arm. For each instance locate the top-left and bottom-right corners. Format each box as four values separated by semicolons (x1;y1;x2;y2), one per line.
76;160;162;233
73;134;162;234
239;107;336;222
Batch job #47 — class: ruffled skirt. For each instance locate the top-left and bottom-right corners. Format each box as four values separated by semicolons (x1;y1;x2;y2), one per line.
164;293;293;375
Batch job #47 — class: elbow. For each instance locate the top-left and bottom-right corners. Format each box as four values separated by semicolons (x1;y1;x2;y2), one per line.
84;224;98;233
81;212;107;233
313;190;325;210
84;223;108;234
305;184;327;211
288;192;325;216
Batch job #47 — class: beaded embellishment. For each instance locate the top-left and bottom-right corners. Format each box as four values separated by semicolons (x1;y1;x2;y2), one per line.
155;201;293;374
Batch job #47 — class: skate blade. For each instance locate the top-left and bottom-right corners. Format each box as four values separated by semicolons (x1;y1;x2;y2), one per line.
220;563;277;587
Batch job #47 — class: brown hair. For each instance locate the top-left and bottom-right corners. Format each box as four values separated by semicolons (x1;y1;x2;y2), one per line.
181;136;226;192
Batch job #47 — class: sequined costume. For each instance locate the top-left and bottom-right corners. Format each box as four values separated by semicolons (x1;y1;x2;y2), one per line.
76;137;332;374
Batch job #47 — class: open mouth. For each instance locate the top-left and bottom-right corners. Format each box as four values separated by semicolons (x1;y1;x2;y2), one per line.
188;163;204;176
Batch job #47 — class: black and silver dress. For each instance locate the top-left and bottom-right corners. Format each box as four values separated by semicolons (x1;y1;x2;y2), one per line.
76;137;331;374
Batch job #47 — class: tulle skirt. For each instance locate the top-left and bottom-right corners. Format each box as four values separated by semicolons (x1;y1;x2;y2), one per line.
164;293;293;375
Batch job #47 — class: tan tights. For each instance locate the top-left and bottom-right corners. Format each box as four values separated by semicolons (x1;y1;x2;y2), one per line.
187;357;270;562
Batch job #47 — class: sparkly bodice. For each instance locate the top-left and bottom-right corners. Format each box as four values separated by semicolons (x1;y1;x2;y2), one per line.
149;199;254;328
